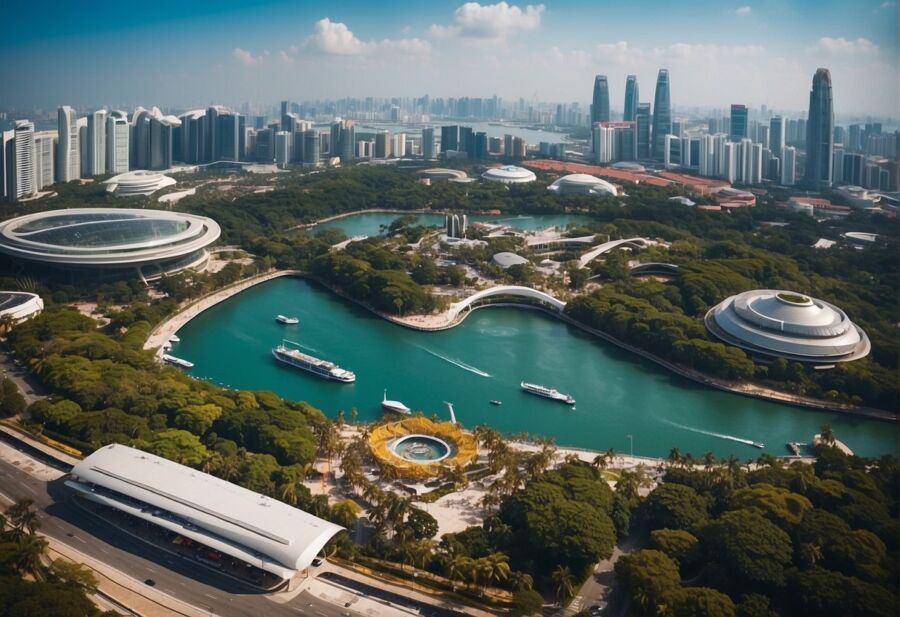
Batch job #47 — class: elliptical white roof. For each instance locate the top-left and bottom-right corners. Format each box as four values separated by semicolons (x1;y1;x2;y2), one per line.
705;289;870;363
481;165;537;184
548;173;618;196
67;444;343;578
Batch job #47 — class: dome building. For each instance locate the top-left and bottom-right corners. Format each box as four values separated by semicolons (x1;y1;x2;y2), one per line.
104;171;176;197
547;173;618;196
0;208;220;281
481;165;536;184
705;289;870;364
491;252;529;269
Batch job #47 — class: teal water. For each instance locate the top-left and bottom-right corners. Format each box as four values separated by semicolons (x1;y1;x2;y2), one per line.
172;278;897;459
315;213;591;237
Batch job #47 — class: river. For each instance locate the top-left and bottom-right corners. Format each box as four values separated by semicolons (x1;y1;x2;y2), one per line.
171;277;896;459
315;212;591;237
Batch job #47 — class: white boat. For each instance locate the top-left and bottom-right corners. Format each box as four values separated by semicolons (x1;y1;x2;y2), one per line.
272;340;355;383
162;354;194;369
276;315;299;325
382;389;411;414
520;381;575;405
168;334;180;343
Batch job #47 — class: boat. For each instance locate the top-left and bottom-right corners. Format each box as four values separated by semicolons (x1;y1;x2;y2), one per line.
382;389;411;414
520;381;575;405
272;340;355;383
786;441;808;456
752;442;766;449
162;354;194;369
168;334;180;343
489;400;502;406
276;315;299;325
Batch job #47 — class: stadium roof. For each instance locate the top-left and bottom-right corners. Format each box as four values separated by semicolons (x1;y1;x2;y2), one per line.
67;444;342;578
481;165;536;184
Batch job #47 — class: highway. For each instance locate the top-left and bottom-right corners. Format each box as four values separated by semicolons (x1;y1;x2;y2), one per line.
0;448;467;617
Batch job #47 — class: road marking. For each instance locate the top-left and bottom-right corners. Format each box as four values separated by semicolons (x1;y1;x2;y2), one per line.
99;547;109;555
204;593;216;599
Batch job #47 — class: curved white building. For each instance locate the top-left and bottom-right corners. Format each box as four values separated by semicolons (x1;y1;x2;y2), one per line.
418;168;468;182
492;252;529;269
0;208;220;281
104;170;176;197
547;173;618;196
0;292;43;324
481;165;536;184
705;289;870;364
66;444;343;582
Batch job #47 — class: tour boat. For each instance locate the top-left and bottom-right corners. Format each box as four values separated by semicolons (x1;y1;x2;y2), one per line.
168;334;180;343
382;389;411;414
276;315;299;325
489;400;503;406
162;354;194;369
520;381;575;405
272;340;355;383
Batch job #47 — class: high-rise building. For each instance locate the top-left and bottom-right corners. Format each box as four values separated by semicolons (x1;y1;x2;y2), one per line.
77;119;88;178
805;68;834;189
375;131;391;158
750;143;763;184
591;75;610;124
623;75;639;122
440;125;458;153
842;152;865;186
781;146;796;185
33;132;55;190
722;141;737;183
832;148;844;184
474;132;488;159
730;105;748;142
664;134;680;168
274;131;290;165
699;134;715;177
459;126;474;155
422;127;435;160
393;133;406;158
737;138;753;183
338;120;355;162
635;103;651;159
9;121;36;200
56;106;80;182
86;110;107;176
445;214;467;239
255;128;274;162
303;130;320;166
593;125;615;163
651;69;671;161
848;124;862;151
769;116;785;154
106;111;129;174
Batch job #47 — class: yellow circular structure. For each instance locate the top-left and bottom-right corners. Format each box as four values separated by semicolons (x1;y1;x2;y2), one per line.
369;417;477;479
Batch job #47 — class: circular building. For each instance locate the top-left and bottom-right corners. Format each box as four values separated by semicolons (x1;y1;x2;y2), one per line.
481;165;536;184
104;171;177;197
611;161;646;172
705;289;870;364
492;252;529;269
547;173;618;196
418;168;468;182
369;417;477;479
0;208;221;281
0;291;43;326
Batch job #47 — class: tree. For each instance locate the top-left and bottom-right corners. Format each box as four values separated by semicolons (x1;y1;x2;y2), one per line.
5;498;40;538
614;550;680;615
700;510;792;591
552;564;575;605
0;378;26;417
49;559;99;594
649;528;698;564
819;423;836;446
330;500;362;530
511;589;544;616
639;483;709;533
664;587;736;617
728;483;812;529
14;533;49;580
403;507;439;540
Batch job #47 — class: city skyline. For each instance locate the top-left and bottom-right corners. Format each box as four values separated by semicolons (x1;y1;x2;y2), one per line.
1;0;897;117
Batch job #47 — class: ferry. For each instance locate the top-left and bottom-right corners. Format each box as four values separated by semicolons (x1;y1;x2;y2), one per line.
382;389;411;415
276;315;299;325
489;400;503;406
168;334;181;343
272;341;355;383
520;381;575;405
162;354;194;369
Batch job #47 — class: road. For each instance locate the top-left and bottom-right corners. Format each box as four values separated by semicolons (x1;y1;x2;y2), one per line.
0;347;47;405
0;450;468;617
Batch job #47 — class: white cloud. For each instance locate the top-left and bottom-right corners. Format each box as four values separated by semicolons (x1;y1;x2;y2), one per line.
736;6;751;16
813;37;879;56
430;2;544;40
306;18;430;55
232;47;267;66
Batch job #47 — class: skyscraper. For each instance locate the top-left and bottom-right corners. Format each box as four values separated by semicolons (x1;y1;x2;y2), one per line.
303;130;320;166
805;68;834;189
422;127;435;160
623;75;639;122
591;75;610;124
730;104;748;142
106;111;129;174
635;103;651;159
781;146;796;186
33;132;55;190
769;116;785;155
11;121;36;200
440;125;458;153
651;69;671;161
86;110;107;176
56;106;80;182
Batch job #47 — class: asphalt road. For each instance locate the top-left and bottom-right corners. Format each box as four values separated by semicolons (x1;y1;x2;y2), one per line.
0;456;393;617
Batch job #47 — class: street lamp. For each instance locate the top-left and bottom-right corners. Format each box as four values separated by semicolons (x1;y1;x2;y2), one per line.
627;434;634;458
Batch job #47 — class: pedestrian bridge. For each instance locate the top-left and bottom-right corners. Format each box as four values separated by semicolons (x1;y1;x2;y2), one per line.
578;237;654;268
448;286;567;321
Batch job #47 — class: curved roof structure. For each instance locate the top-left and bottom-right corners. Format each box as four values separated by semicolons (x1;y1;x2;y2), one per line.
448;285;566;320
611;161;646;172
547;173;618;196
578;237;653;268
0;208;220;279
66;444;343;579
104;171;177;197
0;292;43;323
491;252;529;269
705;289;870;364
481;165;537;184
418;168;468;181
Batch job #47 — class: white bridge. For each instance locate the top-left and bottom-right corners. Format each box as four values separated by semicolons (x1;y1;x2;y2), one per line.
448;285;567;321
577;237;655;268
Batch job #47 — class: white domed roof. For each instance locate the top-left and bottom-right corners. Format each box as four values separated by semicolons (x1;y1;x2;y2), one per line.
481;166;536;184
548;174;617;196
705;289;870;364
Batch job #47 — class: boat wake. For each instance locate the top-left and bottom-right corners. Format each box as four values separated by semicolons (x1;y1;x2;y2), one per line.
418;346;491;377
297;343;318;353
661;419;762;448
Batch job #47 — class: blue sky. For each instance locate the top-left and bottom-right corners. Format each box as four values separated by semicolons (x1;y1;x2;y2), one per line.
1;0;897;116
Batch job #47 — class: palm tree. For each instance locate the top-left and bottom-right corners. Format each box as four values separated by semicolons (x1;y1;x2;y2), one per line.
701;451;717;472
6;498;40;537
820;423;836;446
507;570;534;591
591;453;608;471
552;564;575;605
15;534;48;580
482;552;510;588
448;555;474;588
667;447;682;468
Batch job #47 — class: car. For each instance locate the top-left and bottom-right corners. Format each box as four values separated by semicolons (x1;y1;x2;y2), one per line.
589;601;608;615
144;579;156;587
312;557;323;567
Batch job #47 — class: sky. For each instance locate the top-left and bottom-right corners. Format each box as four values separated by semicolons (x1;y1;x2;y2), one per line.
1;0;897;117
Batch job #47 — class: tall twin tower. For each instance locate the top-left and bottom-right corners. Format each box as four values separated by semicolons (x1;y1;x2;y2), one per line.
591;70;671;160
